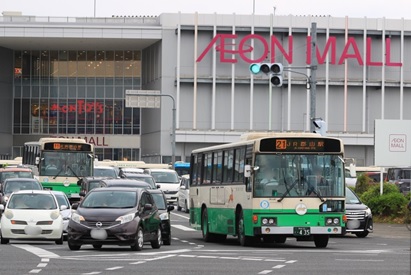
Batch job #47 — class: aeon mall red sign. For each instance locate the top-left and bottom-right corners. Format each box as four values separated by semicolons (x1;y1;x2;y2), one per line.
196;34;402;67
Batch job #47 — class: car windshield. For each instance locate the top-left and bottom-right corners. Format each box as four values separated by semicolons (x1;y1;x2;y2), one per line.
8;193;57;210
94;168;117;178
1;171;33;181
151;193;166;209
4;181;41;194
346;188;361;204
89;181;101;191
151;171;179;183
81;191;136;208
54;194;70;208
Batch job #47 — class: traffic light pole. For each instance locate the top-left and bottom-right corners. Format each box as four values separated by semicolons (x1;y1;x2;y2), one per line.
309;22;318;132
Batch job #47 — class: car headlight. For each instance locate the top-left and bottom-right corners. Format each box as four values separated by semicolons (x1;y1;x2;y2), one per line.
116;213;135;224
71;212;85;224
50;211;60;220
159;212;169;221
365;207;372;217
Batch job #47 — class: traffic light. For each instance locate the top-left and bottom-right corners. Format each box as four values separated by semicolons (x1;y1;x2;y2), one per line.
313;119;327;136
249;63;283;87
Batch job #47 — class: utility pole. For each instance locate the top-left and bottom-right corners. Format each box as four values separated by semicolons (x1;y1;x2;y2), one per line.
310;22;318;132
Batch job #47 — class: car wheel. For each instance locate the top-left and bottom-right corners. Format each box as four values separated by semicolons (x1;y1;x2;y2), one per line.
313;234;329;248
355;231;369;238
131;226;144;251
151;227;162;249
237;210;253;246
55;234;64;245
68;240;81;250
177;199;182;211
1;237;9;245
93;244;103;249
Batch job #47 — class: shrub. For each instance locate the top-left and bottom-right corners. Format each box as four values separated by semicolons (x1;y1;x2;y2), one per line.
354;173;372;196
360;183;407;217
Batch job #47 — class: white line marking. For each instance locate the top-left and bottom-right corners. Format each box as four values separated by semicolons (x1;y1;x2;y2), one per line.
264;259;286;262
171;224;196;231
37;263;48;268
335;259;384;262
41;258;50;262
138;249;191;255
179;255;197;258
171;212;190;219
129;261;146;265
12;244;60;259
82;272;101;275
198;255;218;259
285;260;297;263
146;255;176;261
106;266;123;271
242;257;263;261
273;265;286;268
29;270;41;274
258;271;273;274
220;257;240;260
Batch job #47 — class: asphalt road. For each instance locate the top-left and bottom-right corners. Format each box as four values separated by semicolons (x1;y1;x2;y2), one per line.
0;213;409;275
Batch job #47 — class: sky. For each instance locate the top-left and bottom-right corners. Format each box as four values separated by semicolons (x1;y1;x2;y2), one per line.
1;0;410;20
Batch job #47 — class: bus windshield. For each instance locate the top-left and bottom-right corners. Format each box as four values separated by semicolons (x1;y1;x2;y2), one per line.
41;151;93;177
253;154;345;198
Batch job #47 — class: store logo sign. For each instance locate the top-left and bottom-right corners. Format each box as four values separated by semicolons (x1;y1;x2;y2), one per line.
196;34;402;67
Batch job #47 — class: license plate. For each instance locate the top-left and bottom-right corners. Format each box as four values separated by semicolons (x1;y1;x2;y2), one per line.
293;227;310;236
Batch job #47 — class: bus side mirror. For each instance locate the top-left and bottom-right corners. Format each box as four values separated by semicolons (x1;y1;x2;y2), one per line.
349;163;356;178
35;157;40;165
244;165;252;178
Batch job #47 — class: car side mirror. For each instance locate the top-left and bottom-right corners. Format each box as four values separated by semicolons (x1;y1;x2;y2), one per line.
144;203;153;211
167;205;175;212
71;203;79;210
0;204;4;211
60;205;68;211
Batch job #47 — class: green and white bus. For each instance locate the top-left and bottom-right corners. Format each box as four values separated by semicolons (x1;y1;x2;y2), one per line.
189;132;347;248
22;138;94;202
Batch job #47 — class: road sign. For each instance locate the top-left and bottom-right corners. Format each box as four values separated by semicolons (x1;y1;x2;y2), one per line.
374;119;411;167
125;90;161;108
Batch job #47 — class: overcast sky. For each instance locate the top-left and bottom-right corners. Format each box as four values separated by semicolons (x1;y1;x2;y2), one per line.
1;0;410;20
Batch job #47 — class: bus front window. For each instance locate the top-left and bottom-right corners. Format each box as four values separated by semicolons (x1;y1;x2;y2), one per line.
253;154;344;198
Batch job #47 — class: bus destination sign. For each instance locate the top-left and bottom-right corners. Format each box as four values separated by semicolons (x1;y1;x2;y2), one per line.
275;139;325;152
45;143;91;151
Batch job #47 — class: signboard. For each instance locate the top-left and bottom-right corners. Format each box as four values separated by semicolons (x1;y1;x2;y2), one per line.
374;119;411;167
125;90;161;108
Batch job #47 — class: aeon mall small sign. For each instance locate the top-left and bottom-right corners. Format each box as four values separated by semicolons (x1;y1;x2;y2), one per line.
196;34;402;67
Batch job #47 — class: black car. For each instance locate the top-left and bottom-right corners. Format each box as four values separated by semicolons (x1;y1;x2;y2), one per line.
67;187;162;251
344;187;373;238
148;189;174;245
98;178;153;189
77;176;111;197
121;173;159;189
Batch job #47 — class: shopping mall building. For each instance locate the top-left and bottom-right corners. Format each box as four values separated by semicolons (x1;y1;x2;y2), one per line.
0;12;410;165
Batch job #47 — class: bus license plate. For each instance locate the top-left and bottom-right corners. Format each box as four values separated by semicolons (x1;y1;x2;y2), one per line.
293;227;310;236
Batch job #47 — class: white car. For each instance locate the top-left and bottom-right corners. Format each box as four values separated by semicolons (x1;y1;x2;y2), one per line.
0;190;65;244
177;174;190;213
149;169;180;203
51;191;72;239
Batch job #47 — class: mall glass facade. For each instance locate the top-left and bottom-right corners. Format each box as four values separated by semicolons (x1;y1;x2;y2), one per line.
13;50;142;160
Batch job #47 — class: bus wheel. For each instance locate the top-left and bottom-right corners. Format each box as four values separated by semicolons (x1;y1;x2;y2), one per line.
202;209;212;242
313;234;329;248
274;235;287;244
237;210;253;246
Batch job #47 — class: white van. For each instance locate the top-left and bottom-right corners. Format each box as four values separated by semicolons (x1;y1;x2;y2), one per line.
149;169;180;203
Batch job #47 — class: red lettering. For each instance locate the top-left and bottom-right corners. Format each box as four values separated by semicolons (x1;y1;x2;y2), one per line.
77;100;85;114
271;35;293;64
338;37;363;65
68;104;76;113
197;34;402;68
366;37;382;66
196;34;222;62
95;102;104;114
239;34;267;63
385;38;402;66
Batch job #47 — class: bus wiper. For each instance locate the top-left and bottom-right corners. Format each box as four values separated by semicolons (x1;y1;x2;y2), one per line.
278;178;299;202
309;188;325;202
53;168;64;179
67;166;81;180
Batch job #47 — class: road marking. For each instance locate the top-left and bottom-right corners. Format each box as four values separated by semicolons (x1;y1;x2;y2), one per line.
28;270;41;274
171;224;196;231
105;266;123;270
37;263;48;268
258;270;273;274
273;265;286;268
171;212;190;219
12;244;60;258
335;259;384;262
